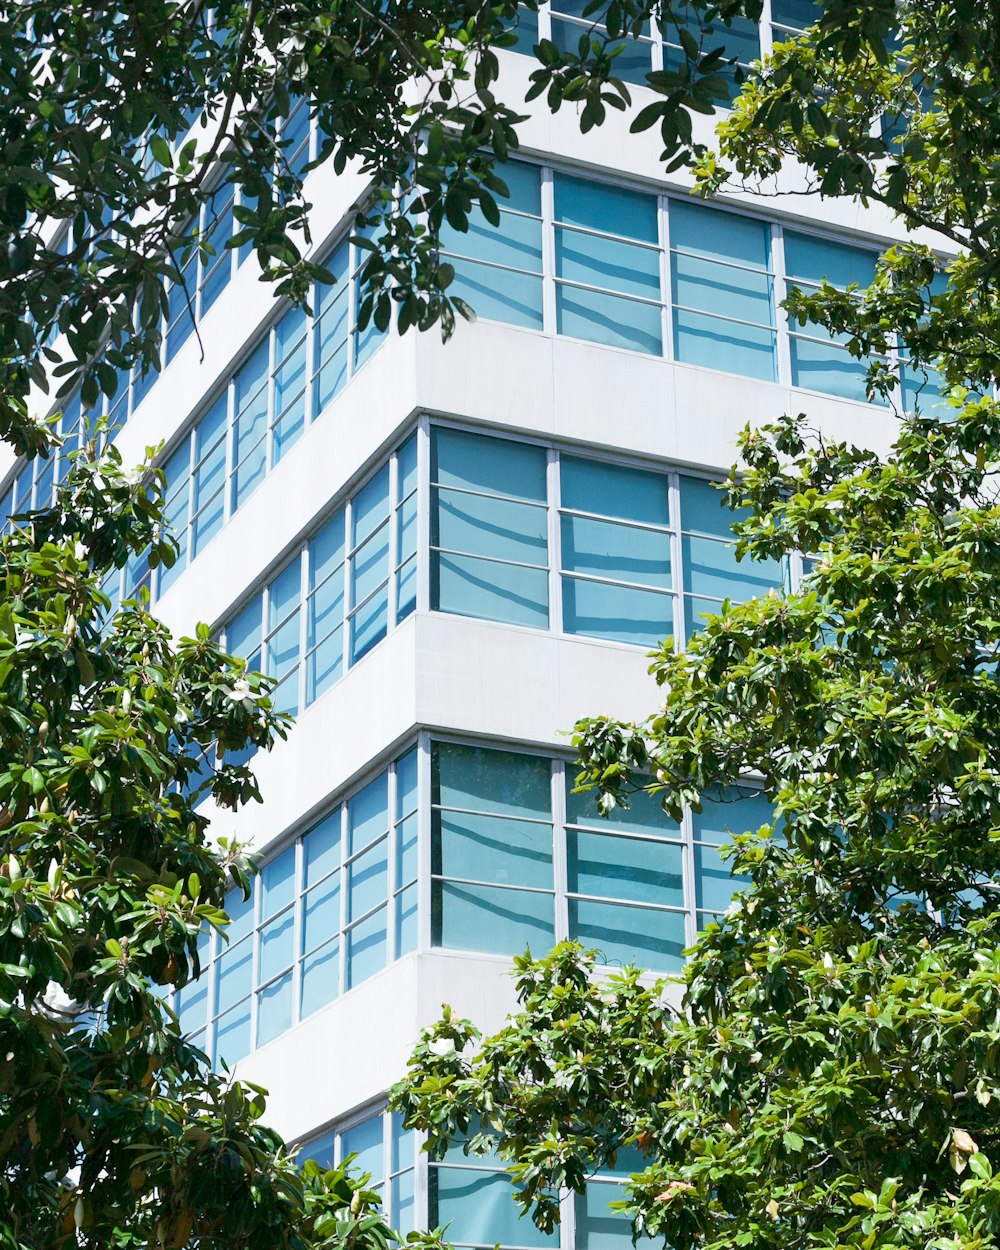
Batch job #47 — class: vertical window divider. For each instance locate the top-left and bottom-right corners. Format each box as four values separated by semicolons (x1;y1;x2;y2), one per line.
338;801;349;996
387;447;400;628
680;801;698;949
205;924;218;1069
659;195;673;363
195;202;206;321
759;0;775;58
667;472;687;653
650;14;664;72
536;3;552;41
347;239;359;376
413;1126;429;1233
184;424;196;572
292;834;304;1029
559;1179;577;1250
266;321;278;473
249;860;262;1053
789;548;805;593
417;731;433;953
386;757;399;962
552;758;569;944
540;166;557;334
299;542;310;717
304;276;318;429
224;379;236;522
771;223;792;386
416;415;431;615
261;581;271;692
546;448;562;635
342;495;353;675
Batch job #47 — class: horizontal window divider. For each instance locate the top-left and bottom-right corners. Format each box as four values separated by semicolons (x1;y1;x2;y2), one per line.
343;899;390;931
566;823;684;845
430;545;549;574
431;481;548;510
557;506;674;536
554;220;661;252
438;245;543;277
566;891;688;915
431;874;555;895
668;246;775;278
347;578;392;618
671;301;777;334
553;276;662;307
431;802;553;828
560;569;674;597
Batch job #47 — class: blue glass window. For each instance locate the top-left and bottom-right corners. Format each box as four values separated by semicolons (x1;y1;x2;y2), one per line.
200;185;236;316
273;304;308;463
899;271;950;417
281;96;312;181
554;173;661;355
431;427;549;629
680;475;785;635
306;509;346;704
232;339;270;510
432;743;555;955
349;465;391;663
784;231;879;402
565;782;686;971
550;0;653;87
439;161;544;330
395;435;418;621
670;200;776;381
692;787;773;922
560;455;673;647
265;560;302;716
158;440;191;596
662;2;760;103
191;392;228;557
313;240;350;414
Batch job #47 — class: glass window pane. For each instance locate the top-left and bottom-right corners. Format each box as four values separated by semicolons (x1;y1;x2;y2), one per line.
433;428;547;503
435;487;547;566
789;336;870;402
350;772;389;854
434;744;552;818
350;588;388;661
436;810;553;889
557;284;662;355
440;208;543;273
392;1167;416;1236
348;838;389;920
565;781;680;839
343;1115;384;1185
569;898;687;971
433;552;549;629
214;999;251;1067
692;788;774;844
434;882;555;955
693;843;750;913
448;262;544;330
561;514;671;588
554;173;658;244
568;831;684;907
227;595;262;668
576;1183;635;1250
784;231;877;291
346;905;387;986
562;577;672;648
216;937;252;1013
259;908;295;983
304;872;341;953
305;809;342;885
560;456;669;527
397;812;418;884
301;938;339;1017
674;308;777;381
555;229;660;300
395;883;418;956
256;970;293;1047
351;522;390;607
431;1167;558;1249
682;532;783;601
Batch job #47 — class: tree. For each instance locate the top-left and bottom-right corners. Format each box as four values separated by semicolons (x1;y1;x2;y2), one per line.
391;6;1000;1250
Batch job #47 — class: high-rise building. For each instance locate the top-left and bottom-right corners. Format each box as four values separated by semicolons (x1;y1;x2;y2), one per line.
4;8;947;1247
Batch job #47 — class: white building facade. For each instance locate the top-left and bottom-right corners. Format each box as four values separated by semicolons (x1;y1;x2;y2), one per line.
5;7;947;1247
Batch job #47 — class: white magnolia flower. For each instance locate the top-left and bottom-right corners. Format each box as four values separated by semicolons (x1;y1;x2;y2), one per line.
222;678;255;705
428;1036;457;1057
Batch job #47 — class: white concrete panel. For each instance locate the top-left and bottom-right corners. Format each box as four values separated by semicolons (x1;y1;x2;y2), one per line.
236;950;518;1142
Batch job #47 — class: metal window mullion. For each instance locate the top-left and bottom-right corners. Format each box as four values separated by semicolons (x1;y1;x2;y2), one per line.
667;473;686;653
205;926;218;1067
299;544;309;712
184;424;197;567
305;275;317;426
195;201;206;323
416;415;431;615
292;835;304;1027
552;759;569;943
339;802;349;995
771;223;792;385
417;732;433;952
249;870;262;1055
348;241;359;377
540;166;557;333
758;0;774;58
560;1181;577;1250
536;2;552;39
659;194;673;361
546;448;561;635
387;758;399;962
680;800;698;949
388;449;399;629
224;380;236;521
343;495;354;670
266;325;278;473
